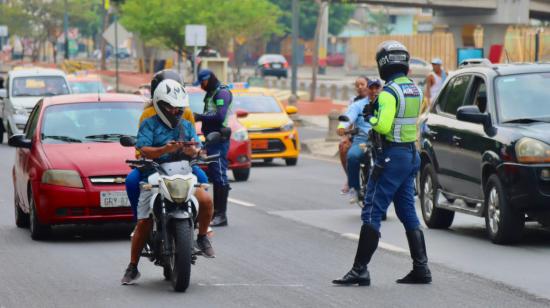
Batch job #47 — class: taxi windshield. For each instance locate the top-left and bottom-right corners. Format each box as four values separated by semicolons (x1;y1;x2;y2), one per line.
12;76;70;97
232;95;282;113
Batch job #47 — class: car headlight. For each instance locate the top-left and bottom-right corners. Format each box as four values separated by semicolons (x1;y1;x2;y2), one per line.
15;107;28;116
515;137;550;163
281;120;294;132
163;178;192;203
231;128;248;141
41;170;83;188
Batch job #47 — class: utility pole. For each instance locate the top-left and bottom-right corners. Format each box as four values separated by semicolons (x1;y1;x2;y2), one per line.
63;0;69;59
114;13;119;92
310;1;327;102
100;0;109;70
291;0;299;98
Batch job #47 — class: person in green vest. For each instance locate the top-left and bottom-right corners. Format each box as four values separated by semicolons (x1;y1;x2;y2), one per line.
333;40;432;287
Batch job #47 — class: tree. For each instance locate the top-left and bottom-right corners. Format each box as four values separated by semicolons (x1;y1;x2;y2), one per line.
367;10;393;35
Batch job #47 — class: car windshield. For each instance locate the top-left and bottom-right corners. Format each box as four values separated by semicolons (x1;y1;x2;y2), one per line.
70;81;106;94
496;73;550;123
12;76;70;97
41;102;142;143
233;95;282;113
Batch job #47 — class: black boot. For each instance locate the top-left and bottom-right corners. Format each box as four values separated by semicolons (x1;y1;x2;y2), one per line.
332;224;379;286
396;228;432;284
211;185;229;227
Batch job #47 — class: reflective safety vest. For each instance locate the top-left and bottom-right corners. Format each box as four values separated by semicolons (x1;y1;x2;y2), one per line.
203;85;232;127
382;76;422;143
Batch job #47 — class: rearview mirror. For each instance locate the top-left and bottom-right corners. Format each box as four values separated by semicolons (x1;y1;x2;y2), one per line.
119;136;136;147
8;134;32;149
338;115;350;122
235;109;248;118
205;132;222;144
285;105;298;115
456;105;489;125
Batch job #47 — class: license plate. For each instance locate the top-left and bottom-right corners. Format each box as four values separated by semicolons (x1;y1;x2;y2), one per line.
272;63;281;68
252;139;269;149
100;191;130;208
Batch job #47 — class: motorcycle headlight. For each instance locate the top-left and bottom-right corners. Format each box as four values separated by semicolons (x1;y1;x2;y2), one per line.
515;137;550;163
42;170;83;188
231;128;248;141
281;120;294;132
163;178;192;203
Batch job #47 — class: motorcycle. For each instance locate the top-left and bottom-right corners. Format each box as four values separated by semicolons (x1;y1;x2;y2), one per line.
119;132;221;292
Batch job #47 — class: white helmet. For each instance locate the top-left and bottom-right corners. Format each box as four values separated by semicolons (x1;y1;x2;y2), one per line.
152;79;189;128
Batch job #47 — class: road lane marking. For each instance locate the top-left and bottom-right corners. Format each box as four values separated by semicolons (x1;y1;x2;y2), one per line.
228;197;256;207
341;233;407;253
198;283;303;287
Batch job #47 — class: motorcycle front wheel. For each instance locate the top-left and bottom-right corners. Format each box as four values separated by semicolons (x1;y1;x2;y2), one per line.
169;220;193;292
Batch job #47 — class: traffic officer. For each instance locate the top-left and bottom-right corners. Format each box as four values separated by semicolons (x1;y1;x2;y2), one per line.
333;41;431;286
193;69;232;227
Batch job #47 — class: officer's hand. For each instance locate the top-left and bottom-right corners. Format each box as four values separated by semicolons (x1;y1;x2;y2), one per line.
337;128;346;136
362;103;373;117
193;113;201;121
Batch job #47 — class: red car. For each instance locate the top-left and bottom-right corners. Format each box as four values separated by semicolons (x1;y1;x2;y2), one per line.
187;87;252;181
9;93;145;240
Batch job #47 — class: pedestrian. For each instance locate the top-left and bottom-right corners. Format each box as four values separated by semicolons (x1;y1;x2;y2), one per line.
333;40;431;286
339;76;370;195
193;69;232;227
423;58;447;110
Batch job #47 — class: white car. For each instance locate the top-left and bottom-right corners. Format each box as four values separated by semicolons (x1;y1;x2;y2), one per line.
0;68;71;142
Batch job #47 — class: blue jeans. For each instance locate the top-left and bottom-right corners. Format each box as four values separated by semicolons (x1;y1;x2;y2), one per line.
346;136;369;192
206;140;230;186
361;145;421;232
125;165;209;221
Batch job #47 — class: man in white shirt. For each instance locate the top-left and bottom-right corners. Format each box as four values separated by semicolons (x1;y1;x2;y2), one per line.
424;58;446;106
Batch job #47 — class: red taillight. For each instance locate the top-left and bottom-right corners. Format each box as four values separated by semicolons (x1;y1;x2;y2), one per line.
263;63;270;68
283;62;288;68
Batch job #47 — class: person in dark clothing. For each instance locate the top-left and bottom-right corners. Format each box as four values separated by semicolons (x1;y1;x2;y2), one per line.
193;69;232;227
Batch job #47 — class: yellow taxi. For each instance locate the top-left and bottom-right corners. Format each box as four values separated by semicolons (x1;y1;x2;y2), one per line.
231;84;300;165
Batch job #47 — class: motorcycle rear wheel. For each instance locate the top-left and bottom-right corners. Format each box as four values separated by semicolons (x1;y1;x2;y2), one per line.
170;220;193;292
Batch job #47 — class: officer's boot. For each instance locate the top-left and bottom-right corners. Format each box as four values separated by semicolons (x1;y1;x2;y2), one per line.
332;224;379;286
211;185;229;227
396;228;432;284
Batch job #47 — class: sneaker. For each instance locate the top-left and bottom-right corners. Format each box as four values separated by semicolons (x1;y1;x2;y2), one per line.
348;188;358;204
196;235;215;258
121;263;141;285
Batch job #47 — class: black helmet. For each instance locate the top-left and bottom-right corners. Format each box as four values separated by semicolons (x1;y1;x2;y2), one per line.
375;40;410;82
150;70;183;99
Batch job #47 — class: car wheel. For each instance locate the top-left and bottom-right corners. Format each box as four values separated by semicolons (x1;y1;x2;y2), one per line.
263;158;274;163
484;174;524;244
285;158;298;166
419;163;454;229
14;189;29;228
29;192;51;240
233;168;250;182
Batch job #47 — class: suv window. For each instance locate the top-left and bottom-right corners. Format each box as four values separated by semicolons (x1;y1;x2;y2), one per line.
464;76;487;113
440;75;472;115
24;102;41;139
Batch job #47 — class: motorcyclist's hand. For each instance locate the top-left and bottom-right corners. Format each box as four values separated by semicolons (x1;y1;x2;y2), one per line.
182;145;198;157
337;128;346;136
163;141;182;154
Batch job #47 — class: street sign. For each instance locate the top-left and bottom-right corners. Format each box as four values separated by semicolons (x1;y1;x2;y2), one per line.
185;25;207;47
0;25;8;37
102;22;131;47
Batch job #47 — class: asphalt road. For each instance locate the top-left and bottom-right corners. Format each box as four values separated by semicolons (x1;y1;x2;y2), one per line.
0;140;549;307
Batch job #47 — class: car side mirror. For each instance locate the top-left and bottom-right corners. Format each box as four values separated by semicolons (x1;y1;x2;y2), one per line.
0;89;6;99
119;136;136;147
205;132;222;144
456;105;489;125
235;109;248;118
338;115;350;122
285;105;298;115
8;134;32;149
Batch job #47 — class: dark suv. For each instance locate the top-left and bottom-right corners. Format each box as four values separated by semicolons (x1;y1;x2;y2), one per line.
418;63;550;244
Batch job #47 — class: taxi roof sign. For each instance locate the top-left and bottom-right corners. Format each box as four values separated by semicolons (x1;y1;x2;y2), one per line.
227;82;249;90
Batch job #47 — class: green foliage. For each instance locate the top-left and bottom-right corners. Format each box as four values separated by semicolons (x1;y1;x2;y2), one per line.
367;10;393;35
269;0;355;39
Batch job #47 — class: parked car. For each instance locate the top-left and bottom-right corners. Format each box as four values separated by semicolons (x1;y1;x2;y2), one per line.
9;93;145;239
0;68;71;143
418;62;550;244
67;73;111;94
133;83;151;98
231;86;300;166
256;54;288;79
409;57;432;78
187;86;252;181
327;53;345;67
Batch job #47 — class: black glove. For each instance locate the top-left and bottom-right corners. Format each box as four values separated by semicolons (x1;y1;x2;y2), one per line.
193;113;202;121
362;103;373;120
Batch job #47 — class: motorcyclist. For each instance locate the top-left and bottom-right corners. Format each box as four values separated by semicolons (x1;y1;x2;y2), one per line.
333;40;431;286
121;79;215;285
193;69;232;227
125;70;209;226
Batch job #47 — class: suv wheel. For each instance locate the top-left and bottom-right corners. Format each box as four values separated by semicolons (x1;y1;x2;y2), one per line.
484;174;524;244
419;163;454;229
